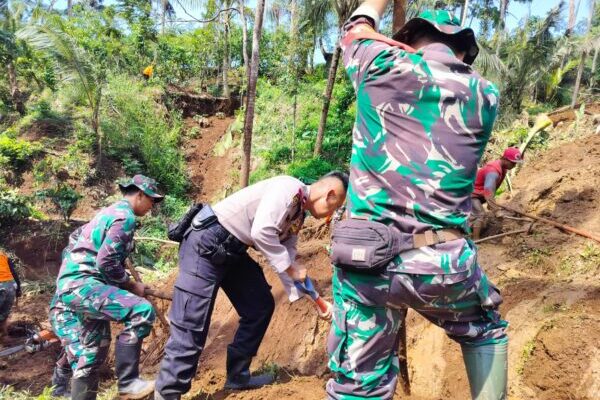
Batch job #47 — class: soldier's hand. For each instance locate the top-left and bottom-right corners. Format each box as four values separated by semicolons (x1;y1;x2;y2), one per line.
286;266;307;282
129;282;148;297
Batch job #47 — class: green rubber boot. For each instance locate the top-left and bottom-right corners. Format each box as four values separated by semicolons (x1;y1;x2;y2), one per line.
461;342;508;400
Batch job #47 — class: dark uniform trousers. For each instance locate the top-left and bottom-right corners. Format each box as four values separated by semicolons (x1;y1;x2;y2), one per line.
155;222;276;397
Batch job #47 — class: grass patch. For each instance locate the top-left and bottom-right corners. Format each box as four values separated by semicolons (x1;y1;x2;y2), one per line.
517;339;536;375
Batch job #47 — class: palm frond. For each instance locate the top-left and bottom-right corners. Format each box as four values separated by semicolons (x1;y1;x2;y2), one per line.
474;43;507;76
17;17;99;107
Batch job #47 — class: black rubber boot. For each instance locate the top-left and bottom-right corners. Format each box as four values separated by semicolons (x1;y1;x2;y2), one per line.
71;375;99;400
50;363;72;398
115;341;155;400
224;348;275;390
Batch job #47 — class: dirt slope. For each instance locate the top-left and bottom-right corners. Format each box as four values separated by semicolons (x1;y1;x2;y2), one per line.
146;134;600;400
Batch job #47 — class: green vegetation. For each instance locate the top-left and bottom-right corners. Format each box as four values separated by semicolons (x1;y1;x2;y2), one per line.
517;339;536;375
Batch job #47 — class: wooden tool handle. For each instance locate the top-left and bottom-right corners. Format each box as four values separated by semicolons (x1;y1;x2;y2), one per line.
125;259;170;329
314;297;330;314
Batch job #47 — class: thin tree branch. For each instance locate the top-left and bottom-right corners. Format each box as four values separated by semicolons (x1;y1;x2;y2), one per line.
171;1;238;24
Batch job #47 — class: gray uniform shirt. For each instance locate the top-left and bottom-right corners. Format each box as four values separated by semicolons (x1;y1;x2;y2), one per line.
213;175;308;301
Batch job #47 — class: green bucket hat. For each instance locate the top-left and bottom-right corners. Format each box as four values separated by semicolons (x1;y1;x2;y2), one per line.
393;10;479;65
118;174;164;202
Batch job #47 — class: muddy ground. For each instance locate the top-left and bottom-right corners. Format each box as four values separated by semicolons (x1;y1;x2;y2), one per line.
1;114;599;399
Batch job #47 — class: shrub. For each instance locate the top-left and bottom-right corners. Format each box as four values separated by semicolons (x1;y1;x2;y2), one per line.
0;190;32;227
0;135;42;171
102;74;188;197
35;184;82;221
287;157;336;183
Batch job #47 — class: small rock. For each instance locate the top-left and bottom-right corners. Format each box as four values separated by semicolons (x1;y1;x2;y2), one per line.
215;112;226;119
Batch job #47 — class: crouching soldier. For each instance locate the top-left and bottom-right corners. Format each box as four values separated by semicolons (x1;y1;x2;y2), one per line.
49;175;163;400
154;172;348;400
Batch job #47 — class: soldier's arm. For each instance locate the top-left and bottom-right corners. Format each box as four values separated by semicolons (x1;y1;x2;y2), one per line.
340;1;412;88
95;217;135;285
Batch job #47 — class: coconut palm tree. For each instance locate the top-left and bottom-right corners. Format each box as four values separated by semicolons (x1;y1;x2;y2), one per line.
0;1;27;115
307;0;359;157
18;15;105;165
240;0;266;187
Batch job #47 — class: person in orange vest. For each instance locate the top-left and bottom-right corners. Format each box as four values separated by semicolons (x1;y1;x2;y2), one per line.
143;64;154;80
470;147;524;240
0;250;21;340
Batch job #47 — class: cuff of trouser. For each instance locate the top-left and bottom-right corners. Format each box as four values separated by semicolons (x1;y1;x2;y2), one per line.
350;4;381;31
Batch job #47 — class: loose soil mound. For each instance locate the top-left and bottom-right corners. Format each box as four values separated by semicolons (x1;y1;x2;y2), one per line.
167;86;241;118
147;134;600;399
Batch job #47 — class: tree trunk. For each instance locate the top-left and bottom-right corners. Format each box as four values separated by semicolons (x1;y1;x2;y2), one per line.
67;0;73;16
161;0;167;34
392;0;407;32
7;61;25;116
566;0;577;37
240;0;266;188
239;0;249;76
461;0;470;27
314;44;341;157
495;0;508;55
222;13;231;98
571;50;587;109
591;45;599;89
292;91;297;162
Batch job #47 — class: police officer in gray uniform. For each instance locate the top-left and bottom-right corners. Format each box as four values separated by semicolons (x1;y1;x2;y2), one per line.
154;172;348;400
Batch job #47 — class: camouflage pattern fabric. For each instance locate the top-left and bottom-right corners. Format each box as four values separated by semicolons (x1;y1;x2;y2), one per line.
49;284;155;378
55;199;136;294
0;281;16;322
118;174;164;202
50;197;154;378
327;261;508;399
327;8;507;399
341;12;499;275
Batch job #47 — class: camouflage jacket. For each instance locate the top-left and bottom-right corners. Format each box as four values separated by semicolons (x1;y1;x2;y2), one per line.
341;9;499;274
55;199;135;293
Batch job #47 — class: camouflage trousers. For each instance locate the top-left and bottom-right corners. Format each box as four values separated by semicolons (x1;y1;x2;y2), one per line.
326;263;508;399
49;283;155;378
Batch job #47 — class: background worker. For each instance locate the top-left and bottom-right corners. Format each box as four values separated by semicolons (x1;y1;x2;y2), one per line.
154;172;348;400
0;250;21;341
327;1;508;399
470;147;524;239
49;175;163;400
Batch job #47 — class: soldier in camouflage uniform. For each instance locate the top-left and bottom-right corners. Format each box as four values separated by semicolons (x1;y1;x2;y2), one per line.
49;175;163;400
327;2;508;399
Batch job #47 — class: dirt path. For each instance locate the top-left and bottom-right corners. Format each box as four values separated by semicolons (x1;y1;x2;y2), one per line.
183;116;238;203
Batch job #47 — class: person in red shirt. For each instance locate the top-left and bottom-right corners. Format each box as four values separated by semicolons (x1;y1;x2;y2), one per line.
470;147;524;240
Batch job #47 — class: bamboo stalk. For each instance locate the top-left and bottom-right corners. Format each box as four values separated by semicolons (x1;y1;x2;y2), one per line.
495;203;600;243
474;228;530;244
134;236;179;245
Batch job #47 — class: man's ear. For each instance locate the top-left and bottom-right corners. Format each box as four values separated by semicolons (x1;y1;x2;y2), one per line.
326;189;337;202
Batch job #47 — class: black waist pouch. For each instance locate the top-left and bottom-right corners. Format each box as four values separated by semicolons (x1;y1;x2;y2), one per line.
330;219;412;274
167;203;203;242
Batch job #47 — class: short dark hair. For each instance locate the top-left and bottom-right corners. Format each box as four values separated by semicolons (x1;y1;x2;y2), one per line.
321;171;349;192
120;185;142;196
